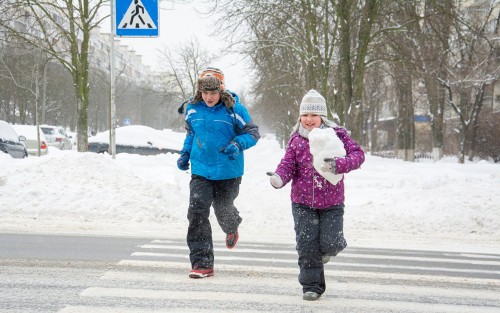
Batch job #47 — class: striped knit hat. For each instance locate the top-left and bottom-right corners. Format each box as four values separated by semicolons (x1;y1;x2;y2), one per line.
192;67;235;107
199;67;225;90
299;89;327;116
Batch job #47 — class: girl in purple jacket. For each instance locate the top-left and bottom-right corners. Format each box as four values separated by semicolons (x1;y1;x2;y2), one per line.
268;89;365;301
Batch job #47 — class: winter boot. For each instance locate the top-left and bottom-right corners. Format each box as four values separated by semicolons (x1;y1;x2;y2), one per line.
189;267;214;279
303;291;321;301
226;231;239;249
321;254;330;264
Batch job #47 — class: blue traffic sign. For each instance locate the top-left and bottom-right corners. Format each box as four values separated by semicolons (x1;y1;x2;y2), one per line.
116;0;159;37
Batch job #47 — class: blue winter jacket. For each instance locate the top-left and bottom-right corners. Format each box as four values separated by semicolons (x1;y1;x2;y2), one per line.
180;92;260;180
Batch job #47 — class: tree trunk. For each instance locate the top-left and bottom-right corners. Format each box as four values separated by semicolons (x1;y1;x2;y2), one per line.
429;0;453;161
351;0;380;146
41;63;47;124
467;81;486;162
395;62;415;162
338;0;380;145
458;123;467;164
370;99;379;152
336;0;352;126
426;76;445;161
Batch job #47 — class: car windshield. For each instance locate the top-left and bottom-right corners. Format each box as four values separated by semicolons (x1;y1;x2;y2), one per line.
41;127;56;135
0;121;20;141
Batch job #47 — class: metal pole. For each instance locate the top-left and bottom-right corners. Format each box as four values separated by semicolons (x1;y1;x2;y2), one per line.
35;52;40;157
110;0;116;159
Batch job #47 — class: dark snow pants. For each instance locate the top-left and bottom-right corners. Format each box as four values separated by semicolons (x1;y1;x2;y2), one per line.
187;174;242;269
292;202;347;295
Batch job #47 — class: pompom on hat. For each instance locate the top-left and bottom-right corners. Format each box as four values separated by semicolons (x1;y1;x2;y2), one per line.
299;89;328;116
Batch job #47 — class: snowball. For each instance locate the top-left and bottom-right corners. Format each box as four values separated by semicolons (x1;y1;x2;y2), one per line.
309;127;345;185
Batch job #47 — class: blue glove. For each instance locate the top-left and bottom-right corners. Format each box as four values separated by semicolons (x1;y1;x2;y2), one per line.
222;141;242;160
177;152;190;170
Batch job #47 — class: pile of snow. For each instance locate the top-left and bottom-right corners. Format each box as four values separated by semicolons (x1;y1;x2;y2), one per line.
89;125;184;149
1;130;499;253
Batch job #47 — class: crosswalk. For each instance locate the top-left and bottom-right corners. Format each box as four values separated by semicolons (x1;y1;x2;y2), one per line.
59;238;500;312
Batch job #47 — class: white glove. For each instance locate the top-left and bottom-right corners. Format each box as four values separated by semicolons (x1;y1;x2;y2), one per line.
320;158;336;174
266;172;283;188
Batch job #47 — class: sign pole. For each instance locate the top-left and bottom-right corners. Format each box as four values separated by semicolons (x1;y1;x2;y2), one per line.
110;0;159;159
110;0;116;159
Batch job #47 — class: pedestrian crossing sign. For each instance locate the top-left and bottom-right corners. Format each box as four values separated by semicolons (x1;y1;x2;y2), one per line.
116;0;159;37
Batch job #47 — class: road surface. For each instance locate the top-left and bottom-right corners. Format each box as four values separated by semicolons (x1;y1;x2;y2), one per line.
1;233;499;312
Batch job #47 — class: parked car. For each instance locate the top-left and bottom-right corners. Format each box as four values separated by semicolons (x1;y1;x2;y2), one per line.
40;124;73;150
0;120;28;159
88;125;182;155
11;124;49;156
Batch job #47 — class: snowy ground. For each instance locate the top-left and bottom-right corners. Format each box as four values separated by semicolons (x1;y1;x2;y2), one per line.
1;130;499;255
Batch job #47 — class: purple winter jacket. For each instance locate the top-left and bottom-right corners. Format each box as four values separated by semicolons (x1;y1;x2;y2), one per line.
274;127;365;209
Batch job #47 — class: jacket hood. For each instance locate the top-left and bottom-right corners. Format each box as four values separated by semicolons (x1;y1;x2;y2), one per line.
191;89;236;108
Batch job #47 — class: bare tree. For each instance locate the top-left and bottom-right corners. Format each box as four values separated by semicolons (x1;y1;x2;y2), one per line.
0;45;50;156
0;43;36;122
363;1;417;161
393;60;415;161
364;61;388;153
156;37;215;131
218;0;384;145
218;0;341;144
410;0;454;161
439;0;500;163
336;0;382;145
0;0;108;151
157;37;215;102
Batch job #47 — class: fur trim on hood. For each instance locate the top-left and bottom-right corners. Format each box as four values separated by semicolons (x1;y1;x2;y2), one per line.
192;90;235;108
192;76;235;108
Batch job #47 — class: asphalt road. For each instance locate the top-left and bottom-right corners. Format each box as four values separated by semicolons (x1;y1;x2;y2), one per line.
1;232;499;312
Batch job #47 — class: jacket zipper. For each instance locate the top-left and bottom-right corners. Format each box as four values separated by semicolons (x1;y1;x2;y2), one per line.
311;170;315;208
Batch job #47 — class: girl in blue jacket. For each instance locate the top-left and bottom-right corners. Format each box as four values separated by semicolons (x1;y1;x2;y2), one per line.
177;67;260;279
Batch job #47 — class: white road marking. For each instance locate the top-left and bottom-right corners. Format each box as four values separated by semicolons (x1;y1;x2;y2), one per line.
57;241;500;313
100;270;500;301
141;244;500;266
59;306;259;313
129;252;500;275
79;287;500;313
117;259;500;286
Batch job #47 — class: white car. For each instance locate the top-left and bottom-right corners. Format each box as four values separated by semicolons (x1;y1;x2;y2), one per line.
0;120;28;159
88;125;183;155
11;125;49;156
40;124;73;150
